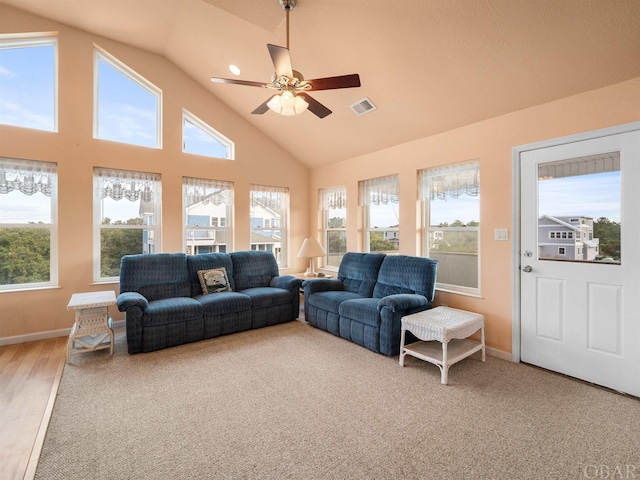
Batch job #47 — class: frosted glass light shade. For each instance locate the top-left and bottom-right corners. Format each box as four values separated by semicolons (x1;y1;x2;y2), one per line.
267;91;309;116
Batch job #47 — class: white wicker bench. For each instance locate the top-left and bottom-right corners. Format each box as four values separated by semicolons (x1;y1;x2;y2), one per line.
399;306;485;384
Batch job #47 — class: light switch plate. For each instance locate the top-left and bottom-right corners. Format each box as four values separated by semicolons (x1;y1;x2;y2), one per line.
494;228;509;241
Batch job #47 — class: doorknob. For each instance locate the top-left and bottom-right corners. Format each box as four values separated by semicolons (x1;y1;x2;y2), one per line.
522;265;532;273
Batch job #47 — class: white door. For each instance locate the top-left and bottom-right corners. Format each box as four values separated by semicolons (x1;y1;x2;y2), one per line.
520;129;640;397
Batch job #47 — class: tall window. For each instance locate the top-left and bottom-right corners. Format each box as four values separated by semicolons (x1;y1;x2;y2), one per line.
0;34;57;132
183;177;233;254
94;47;162;148
182;109;234;160
359;175;399;253
420;161;480;295
250;185;289;266
0;158;57;290
320;186;346;269
94;168;161;281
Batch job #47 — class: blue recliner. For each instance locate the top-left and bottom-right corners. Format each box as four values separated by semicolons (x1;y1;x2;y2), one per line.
304;252;438;356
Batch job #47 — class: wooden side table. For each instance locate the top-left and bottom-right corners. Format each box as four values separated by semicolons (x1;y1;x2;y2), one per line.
66;291;117;363
399;306;485;384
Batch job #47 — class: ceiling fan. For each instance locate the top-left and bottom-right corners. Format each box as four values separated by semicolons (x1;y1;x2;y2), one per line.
210;0;361;118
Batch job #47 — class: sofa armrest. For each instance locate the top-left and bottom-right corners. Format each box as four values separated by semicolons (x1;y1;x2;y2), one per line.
302;278;344;295
117;292;149;312
377;294;428;313
270;275;302;291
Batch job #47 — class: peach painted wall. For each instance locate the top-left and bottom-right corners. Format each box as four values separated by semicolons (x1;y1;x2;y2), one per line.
0;5;310;340
309;77;640;354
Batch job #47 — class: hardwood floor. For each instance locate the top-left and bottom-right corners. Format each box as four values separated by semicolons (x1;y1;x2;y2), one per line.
0;337;67;480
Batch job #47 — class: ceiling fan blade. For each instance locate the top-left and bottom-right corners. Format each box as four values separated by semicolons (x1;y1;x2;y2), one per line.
251;96;276;115
210;77;268;88
267;44;293;79
306;74;361;91
298;93;332;119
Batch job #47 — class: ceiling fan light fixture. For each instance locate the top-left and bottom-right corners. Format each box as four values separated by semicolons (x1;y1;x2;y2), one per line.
267;90;308;116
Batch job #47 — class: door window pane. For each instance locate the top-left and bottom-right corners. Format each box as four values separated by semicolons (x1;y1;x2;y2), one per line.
538;152;620;264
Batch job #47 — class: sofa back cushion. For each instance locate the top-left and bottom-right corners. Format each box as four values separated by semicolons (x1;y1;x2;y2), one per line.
120;253;191;301
338;252;386;297
373;255;438;301
230;251;279;291
186;253;236;296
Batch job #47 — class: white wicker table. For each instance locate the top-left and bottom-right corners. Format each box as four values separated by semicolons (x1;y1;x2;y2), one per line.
399;306;485;384
66;291;117;363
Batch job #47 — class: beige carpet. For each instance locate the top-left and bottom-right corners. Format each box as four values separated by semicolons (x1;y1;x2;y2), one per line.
36;320;639;480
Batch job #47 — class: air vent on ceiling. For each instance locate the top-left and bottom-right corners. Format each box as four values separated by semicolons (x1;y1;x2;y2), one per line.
350;97;376;116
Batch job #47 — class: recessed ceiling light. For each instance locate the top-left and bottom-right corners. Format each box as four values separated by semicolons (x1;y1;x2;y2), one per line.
229;64;241;76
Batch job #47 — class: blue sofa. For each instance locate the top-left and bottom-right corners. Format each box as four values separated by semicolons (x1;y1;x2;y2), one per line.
117;251;302;354
303;252;438;356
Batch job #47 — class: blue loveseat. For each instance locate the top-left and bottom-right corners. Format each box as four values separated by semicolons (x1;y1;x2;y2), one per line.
117;251;302;353
303;252;438;356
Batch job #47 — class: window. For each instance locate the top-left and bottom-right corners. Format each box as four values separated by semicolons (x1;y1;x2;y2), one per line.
0;158;57;290
0;34;57;132
559;247;566;256
182;109;234;159
94;168;161;281
94;47;161;148
359;175;399;253
250;185;289;266
420;161;480;295
320;186;347;269
183;177;233;255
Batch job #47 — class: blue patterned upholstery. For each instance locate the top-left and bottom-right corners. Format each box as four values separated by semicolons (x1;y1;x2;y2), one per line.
117;251;302;354
304;253;438;356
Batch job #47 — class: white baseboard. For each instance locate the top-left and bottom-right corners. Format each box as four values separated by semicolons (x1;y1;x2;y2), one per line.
0;320;126;346
486;345;512;361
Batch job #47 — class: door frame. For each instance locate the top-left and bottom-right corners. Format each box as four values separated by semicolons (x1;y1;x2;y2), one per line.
510;121;640;363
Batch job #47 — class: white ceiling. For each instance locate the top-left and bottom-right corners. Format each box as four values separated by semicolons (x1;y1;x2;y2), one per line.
3;0;640;168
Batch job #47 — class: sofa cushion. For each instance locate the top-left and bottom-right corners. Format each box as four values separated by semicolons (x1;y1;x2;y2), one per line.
337;252;386;297
230;251;280;291
120;253;191;301
197;267;232;295
195;291;251;316
338;298;381;327
373;255;438;300
240;287;291;309
142;297;203;327
308;290;362;314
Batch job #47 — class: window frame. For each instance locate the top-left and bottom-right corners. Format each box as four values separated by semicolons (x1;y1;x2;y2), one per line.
183;176;234;255
0;157;58;291
249;185;289;267
182;109;235;160
0;32;58;132
93;45;162;149
359;175;400;254
420;161;481;297
319;186;347;271
93;167;162;283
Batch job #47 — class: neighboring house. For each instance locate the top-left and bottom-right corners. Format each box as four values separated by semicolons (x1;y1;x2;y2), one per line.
184;197;282;257
538;215;599;261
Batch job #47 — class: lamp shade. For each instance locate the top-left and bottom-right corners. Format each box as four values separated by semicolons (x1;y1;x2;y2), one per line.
297;237;326;258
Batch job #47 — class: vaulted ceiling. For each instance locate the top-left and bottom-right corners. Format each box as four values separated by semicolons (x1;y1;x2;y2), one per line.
3;0;640;168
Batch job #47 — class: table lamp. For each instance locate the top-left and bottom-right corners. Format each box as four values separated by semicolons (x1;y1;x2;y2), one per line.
297;237;326;277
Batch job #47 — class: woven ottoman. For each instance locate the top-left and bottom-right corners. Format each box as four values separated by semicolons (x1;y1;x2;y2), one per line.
399;306;485;384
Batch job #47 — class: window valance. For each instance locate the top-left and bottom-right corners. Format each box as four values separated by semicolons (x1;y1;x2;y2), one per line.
419;161;479;200
359;175;399;206
319;185;346;210
250;184;288;210
0;158;56;196
95;167;160;202
184;177;233;206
